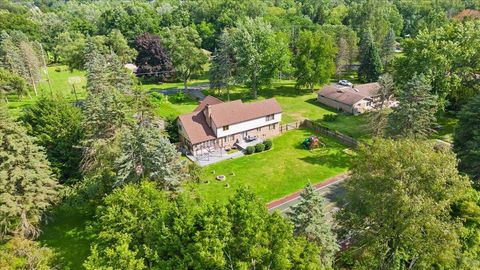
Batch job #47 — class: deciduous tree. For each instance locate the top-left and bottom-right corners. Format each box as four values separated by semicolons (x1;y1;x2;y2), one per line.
134;32;173;82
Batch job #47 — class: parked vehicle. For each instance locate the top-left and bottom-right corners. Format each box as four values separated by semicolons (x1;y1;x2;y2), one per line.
338;80;353;87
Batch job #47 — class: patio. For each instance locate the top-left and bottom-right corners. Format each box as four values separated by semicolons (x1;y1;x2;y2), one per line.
186;148;244;167
235;138;264;150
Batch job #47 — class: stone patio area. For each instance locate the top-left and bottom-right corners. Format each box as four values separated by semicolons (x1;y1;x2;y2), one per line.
186;148;244;167
235;138;264;150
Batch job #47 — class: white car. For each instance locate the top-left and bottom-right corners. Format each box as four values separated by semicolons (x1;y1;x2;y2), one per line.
338;80;353;87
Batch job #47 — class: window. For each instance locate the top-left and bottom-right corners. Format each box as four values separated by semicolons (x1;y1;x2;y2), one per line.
265;114;274;121
257;127;261;132
269;124;276;130
366;101;372;107
223;125;229;131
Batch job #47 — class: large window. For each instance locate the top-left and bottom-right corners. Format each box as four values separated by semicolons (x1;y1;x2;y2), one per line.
266;114;274;121
223;125;229;131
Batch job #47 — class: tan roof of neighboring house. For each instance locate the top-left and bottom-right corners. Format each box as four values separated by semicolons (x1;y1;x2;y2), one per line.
178;111;217;144
178;97;283;144
454;9;480;20
317;83;381;106
209;98;282;127
193;95;223;112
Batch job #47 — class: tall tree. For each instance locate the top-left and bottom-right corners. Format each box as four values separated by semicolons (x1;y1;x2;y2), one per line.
0;107;59;239
20;96;84;182
454;93;480;188
367;73;396;137
114;126;188;191
293;29;336;92
358;29;383;83
18;41;41;96
388;73;437;138
161;26;209;92
134;33;174;82
0;68;29;101
287;183;338;268
54;31;86;71
229;17;290;98
336;139;472;269
106;29;137;64
209;30;235;100
380;28;396;68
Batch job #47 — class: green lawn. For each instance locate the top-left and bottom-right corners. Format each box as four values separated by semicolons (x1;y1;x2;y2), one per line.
194;128;353;203
38;208;94;270
5;65;87;117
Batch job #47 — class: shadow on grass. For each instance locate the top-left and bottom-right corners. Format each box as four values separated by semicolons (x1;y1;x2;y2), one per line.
299;150;352;168
39;206;95;270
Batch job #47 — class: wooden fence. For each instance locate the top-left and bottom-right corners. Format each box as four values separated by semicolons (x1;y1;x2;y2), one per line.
280;121;302;133
301;119;358;148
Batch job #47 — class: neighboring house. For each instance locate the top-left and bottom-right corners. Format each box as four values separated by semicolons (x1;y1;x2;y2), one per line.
177;96;282;156
317;83;394;115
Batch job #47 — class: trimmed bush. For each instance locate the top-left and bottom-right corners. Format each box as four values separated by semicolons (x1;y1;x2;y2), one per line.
255;143;265;153
246;146;255;155
323;114;338;122
264;139;273;150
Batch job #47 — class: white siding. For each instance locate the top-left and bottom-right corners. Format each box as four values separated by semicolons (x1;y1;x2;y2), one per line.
215;113;282;137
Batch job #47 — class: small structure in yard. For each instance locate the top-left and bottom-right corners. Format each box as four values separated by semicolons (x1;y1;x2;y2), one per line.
302;136;325;150
216;175;226;181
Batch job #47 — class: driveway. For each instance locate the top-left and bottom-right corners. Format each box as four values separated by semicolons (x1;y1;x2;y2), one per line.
267;172;350;217
152;83;210;100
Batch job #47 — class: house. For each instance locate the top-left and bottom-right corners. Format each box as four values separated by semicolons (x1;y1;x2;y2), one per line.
177;96;282;156
317;83;394;115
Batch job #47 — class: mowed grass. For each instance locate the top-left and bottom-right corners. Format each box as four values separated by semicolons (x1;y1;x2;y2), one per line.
194;128;353;203
38;208;94;270
5;65;86;117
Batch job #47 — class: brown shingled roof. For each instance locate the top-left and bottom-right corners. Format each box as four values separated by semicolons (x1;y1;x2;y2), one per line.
193;95;223;112
209;98;282;127
317;83;381;105
178;111;216;144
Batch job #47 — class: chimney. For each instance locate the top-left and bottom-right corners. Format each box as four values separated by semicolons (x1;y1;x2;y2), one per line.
205;105;212;127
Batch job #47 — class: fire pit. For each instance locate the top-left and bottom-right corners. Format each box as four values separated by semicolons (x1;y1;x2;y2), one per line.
216;175;226;181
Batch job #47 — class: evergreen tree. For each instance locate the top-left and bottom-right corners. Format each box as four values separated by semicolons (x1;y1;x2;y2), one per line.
20;96;84;182
134;33;174;82
114;126;188;191
454;93;480;188
0;68;29;101
381;28;396;68
388;73;437;138
367;73;396;137
106;29;137;64
358;28;383;82
287;183;338;268
209;30;235;100
0;107;59;239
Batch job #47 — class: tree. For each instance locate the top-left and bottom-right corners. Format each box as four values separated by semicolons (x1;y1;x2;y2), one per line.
134;33;174;82
388;73;437;138
0;237;55;269
380;28;396;68
454;93;480;188
287;183;338;268
229;17;290;98
394;21;480;109
114;126;188;191
18;41;42;96
0;107;59;239
367;73;395;137
161;26;209;92
293;29;336;92
20;96;84;182
336;139;472;269
358;29;383;83
0;68;29;101
85;183;323;269
209;30;235;100
54;31;86;71
106;29;137;64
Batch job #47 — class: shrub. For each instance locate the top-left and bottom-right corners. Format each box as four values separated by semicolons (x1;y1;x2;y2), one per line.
255;143;265;153
150;92;165;102
246;146;255;155
54;67;62;72
323;114;338;122
264;139;273;150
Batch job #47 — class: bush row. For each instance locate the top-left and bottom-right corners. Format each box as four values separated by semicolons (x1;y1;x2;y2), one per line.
246;139;273;155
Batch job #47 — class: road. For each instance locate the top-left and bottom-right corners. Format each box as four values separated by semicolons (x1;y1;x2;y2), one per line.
267;172;349;218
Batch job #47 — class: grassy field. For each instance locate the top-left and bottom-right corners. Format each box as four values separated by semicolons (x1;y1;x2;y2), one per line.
194;128;353;203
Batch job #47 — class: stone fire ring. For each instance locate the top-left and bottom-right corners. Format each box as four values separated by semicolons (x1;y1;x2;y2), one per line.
216;175;226;181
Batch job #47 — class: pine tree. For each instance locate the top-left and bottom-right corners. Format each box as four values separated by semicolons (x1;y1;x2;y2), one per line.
381;29;396;68
287;183;338;268
358;28;383;82
210;30;235;100
367;73;396;137
388;73;438;138
114;126;188;191
0;107;59;239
